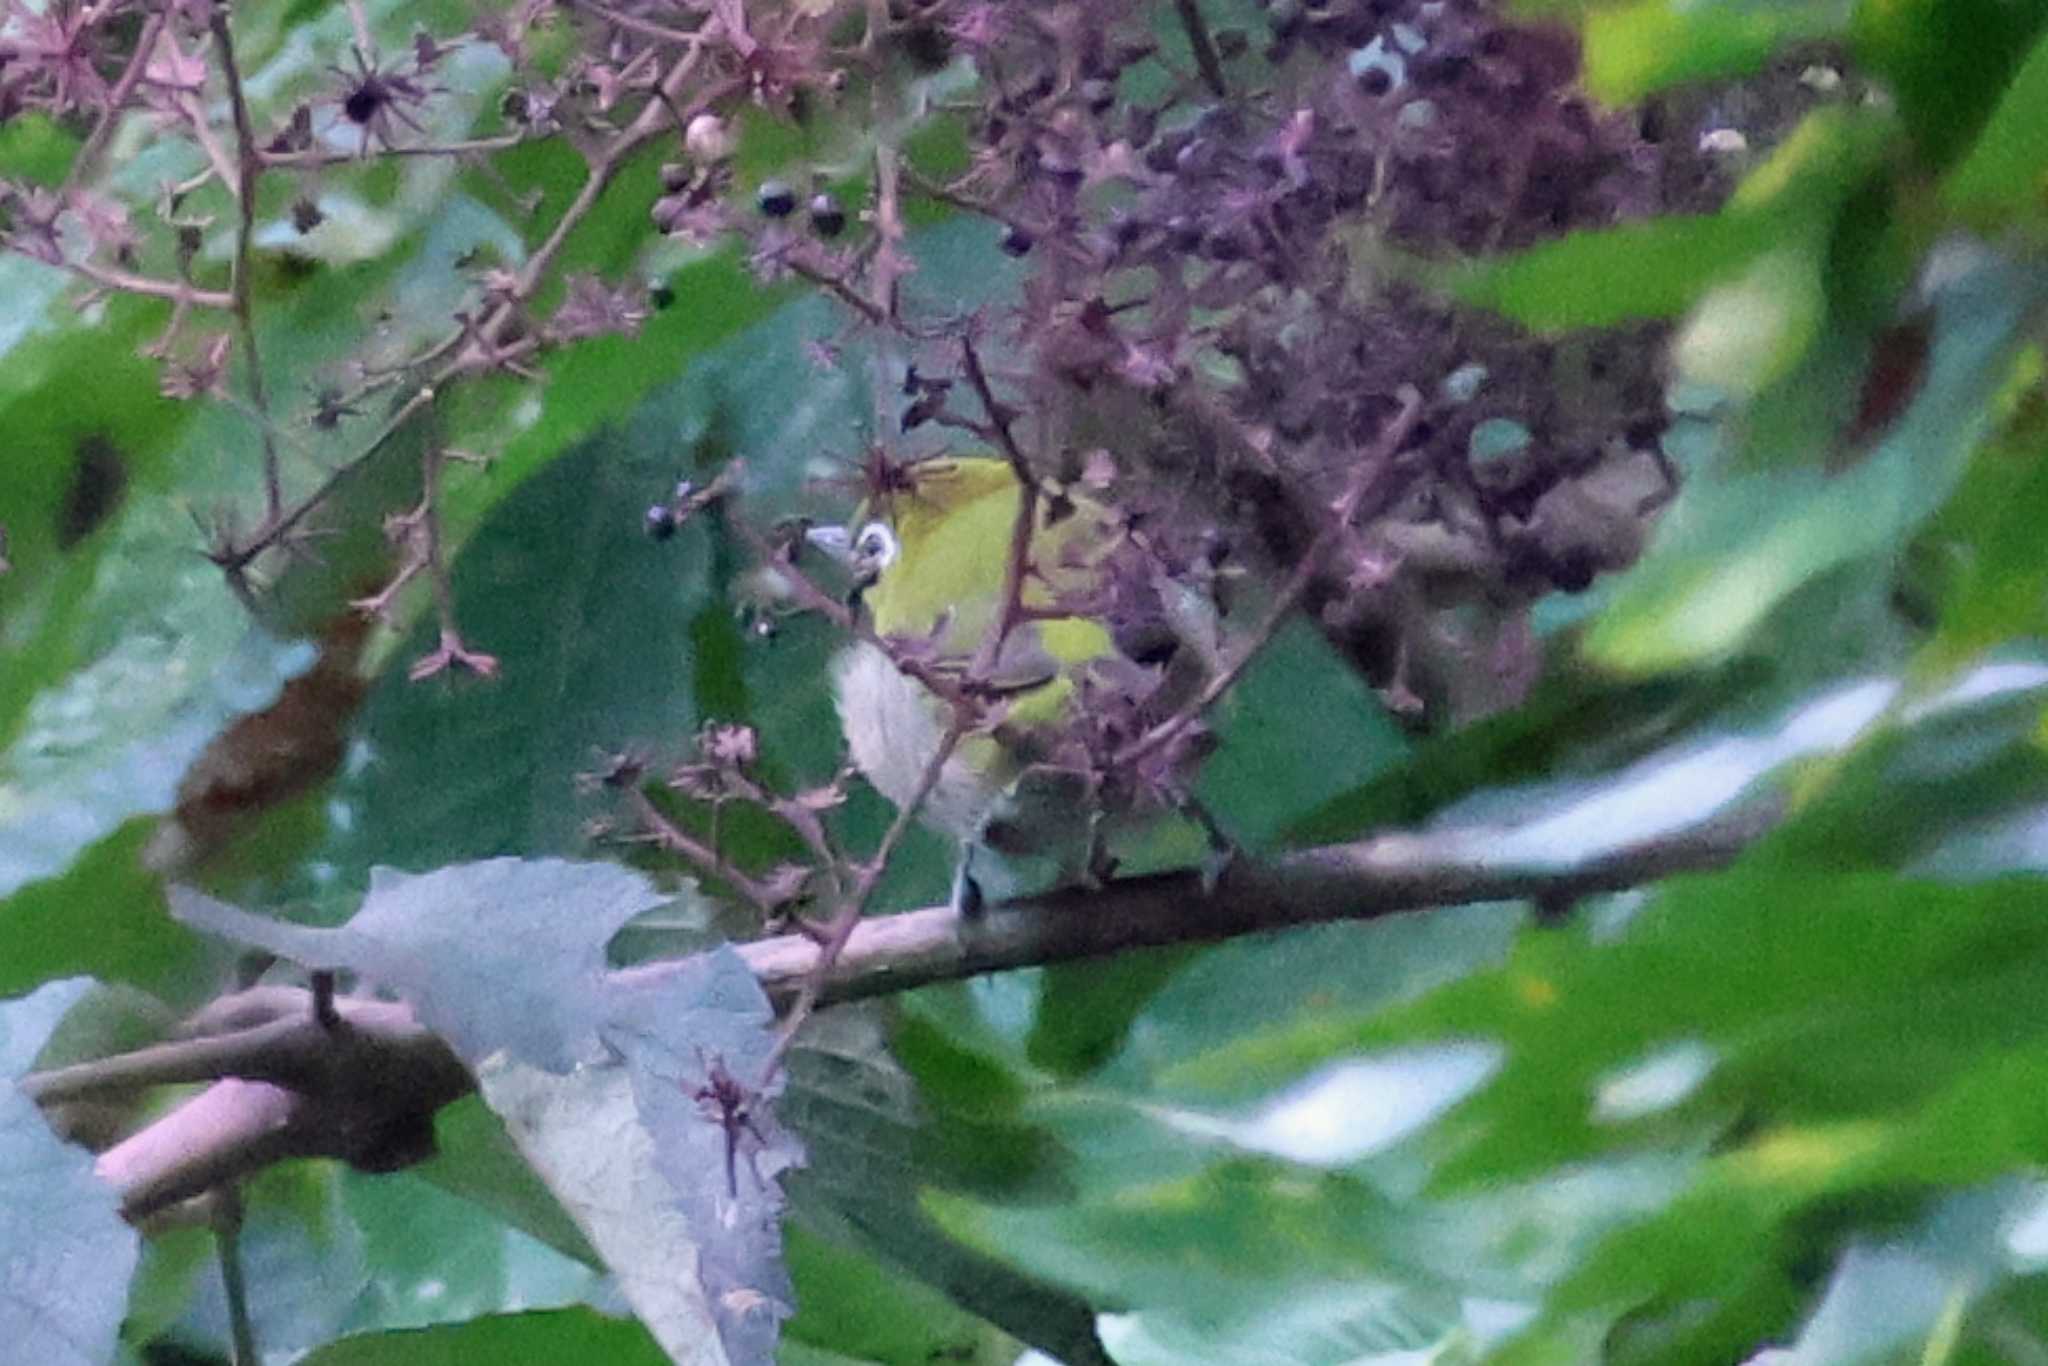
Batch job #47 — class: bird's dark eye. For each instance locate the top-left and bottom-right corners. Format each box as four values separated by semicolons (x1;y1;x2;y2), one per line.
854;521;897;568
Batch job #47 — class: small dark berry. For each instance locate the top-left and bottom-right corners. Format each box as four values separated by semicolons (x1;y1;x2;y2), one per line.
650;282;676;310
645;504;678;540
290;198;324;233
808;191;847;238
1000;224;1035;257
756;180;797;217
1356;66;1393;97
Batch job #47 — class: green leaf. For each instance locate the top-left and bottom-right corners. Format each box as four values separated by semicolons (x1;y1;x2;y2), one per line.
1453;214;1776;331
781;1007;1112;1365
1942;29;2048;232
1198;619;1412;852
411;1096;605;1269
338;1169;611;1336
175;1164;369;1359
1581;0;1850;103
1454;105;1894;334
781;1222;1014;1366
298;1308;669;1366
0;978;138;1366
0;820;217;1001
1851;0;2048;167
1586;246;2048;675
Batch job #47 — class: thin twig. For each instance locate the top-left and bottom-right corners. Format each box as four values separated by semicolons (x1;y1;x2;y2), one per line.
209;8;284;521
572;0;710;47
1174;0;1230;98
214;1187;258;1366
64;11;167;193
958;330;1036;493
781;254;889;326
217;57;740;573
259;133;530;169
628;787;785;916
34;255;236;309
764;706;971;1069
1116;386;1423;769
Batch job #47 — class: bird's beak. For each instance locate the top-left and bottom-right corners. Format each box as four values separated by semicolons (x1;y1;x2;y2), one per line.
805;523;856;568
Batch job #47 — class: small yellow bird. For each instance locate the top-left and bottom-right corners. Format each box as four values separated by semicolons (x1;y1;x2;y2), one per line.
811;455;1197;912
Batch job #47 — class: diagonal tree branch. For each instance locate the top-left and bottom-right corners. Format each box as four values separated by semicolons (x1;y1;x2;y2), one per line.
26;800;1776;1222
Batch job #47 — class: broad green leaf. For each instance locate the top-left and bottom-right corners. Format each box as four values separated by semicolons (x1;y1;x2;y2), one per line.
1587;246;2048;674
1285;653;1771;847
0;821;216;1001
1454;105;1894;334
1454;214;1776;331
412;1096;605;1269
298;1308;669;1366
1851;0;2048;167
1671;242;1827;398
316;217;1018;917
781;1007;1113;1365
1943;29;2048;230
1198;618;1411;851
0;978;137;1366
173;1164;369;1360
781;1222;1015;1366
1918;363;2048;665
1582;0;1850;103
338;1169;612;1336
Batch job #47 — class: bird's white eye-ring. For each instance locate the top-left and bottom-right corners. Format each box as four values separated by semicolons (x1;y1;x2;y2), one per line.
853;520;898;570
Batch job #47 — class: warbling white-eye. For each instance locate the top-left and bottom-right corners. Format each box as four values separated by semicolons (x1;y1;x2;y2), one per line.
810;455;1205;913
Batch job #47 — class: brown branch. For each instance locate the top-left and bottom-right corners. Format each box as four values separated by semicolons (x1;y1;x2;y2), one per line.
719;799;1780;1006
29;801;1775;1222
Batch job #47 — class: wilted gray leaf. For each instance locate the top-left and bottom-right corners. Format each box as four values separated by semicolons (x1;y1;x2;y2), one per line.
1;978;139;1366
170;858;668;1070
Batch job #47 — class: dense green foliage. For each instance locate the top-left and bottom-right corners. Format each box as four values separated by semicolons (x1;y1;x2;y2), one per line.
8;0;2048;1363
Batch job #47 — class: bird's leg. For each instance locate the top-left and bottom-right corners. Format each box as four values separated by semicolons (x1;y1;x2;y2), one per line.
1082;805;1116;888
1186;796;1239;895
950;843;987;919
